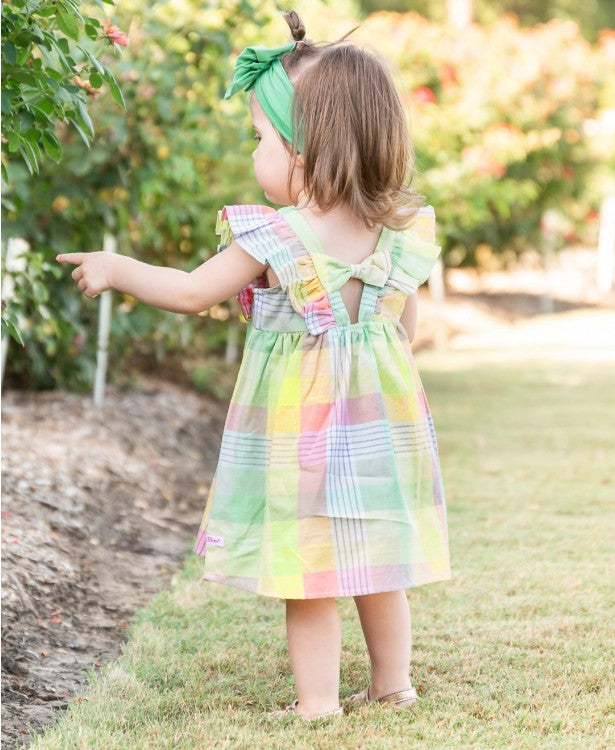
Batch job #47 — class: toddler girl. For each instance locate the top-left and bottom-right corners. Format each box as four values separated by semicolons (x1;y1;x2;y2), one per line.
57;10;451;721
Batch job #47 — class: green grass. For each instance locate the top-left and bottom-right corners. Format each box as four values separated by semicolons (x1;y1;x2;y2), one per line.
29;351;614;750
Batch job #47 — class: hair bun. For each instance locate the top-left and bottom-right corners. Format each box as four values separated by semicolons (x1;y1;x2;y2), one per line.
283;10;306;42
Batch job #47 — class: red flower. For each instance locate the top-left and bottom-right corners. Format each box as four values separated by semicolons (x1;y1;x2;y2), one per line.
102;19;129;47
412;86;436;105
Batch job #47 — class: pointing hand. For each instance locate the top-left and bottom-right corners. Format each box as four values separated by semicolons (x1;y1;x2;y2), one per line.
56;252;115;298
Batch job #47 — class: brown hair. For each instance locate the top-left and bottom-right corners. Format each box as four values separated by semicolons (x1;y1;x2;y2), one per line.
279;11;424;230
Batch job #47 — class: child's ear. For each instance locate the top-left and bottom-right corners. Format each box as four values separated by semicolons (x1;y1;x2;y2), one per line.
294;151;305;168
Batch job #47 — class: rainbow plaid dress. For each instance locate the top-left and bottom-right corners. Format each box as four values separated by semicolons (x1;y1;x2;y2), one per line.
193;204;451;599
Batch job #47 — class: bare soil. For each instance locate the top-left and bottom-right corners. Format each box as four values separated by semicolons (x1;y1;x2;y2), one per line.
2;248;613;749
1;383;228;749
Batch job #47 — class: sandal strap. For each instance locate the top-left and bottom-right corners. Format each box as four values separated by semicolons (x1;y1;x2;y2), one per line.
376;687;418;705
282;699;343;719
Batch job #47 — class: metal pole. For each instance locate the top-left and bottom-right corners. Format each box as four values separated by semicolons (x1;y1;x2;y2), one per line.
93;233;116;407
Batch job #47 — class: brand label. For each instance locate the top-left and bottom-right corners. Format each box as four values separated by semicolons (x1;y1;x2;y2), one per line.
205;534;224;547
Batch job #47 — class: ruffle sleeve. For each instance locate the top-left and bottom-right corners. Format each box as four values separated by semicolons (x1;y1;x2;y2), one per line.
215;204;282;265
388;205;441;295
216;205;280;320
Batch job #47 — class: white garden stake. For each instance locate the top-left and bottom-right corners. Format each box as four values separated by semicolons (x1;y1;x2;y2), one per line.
93;233;116;407
1;238;29;388
596;195;615;295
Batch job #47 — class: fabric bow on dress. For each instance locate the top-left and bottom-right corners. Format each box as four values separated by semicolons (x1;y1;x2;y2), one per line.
325;247;392;289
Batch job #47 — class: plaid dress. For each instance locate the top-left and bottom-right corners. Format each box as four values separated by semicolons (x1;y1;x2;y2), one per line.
193;204;451;599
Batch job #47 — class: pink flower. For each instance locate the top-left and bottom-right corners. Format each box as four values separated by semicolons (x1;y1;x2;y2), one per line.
102;19;129;47
461;145;506;178
412;86;436;105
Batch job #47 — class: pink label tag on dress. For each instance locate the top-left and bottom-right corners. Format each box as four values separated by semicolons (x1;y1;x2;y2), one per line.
205;534;224;547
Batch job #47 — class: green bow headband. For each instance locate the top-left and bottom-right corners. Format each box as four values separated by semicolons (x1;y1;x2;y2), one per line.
224;42;302;151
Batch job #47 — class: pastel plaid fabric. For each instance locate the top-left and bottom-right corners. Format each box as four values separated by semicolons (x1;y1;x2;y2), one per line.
193;205;451;598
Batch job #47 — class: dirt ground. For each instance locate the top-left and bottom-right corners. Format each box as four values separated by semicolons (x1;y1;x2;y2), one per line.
1;248;613;749
1;384;228;748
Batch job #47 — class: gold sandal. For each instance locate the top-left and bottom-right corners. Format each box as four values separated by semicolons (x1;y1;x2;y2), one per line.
262;698;344;721
347;685;418;708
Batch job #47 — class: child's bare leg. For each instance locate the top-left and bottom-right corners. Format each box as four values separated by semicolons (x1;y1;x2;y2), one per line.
285;597;341;716
353;590;413;698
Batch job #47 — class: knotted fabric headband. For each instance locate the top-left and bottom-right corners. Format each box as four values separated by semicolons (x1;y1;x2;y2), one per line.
224;42;302;150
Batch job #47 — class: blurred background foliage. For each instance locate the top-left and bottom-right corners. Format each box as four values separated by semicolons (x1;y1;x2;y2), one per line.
359;0;615;40
1;0;613;390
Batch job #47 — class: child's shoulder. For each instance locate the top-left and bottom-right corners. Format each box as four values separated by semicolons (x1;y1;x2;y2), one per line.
215;204;292;264
388;205;440;292
216;204;277;239
406;205;436;245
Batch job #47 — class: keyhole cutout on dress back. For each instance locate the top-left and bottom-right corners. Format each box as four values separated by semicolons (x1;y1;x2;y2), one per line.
266;265;365;323
338;277;364;325
278;207;386;327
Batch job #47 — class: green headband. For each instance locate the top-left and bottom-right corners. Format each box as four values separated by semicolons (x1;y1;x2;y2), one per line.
224;42;302;151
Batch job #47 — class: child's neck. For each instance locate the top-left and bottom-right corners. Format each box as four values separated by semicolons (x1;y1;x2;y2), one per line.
294;198;381;246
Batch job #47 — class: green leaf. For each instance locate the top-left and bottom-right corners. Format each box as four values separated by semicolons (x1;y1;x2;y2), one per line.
37;5;57;17
102;69;125;108
34;96;55;115
56;10;80;42
75;98;94;137
18;143;37;174
3;41;18;65
31;105;52;124
1;91;11;115
18;110;34;131
1;316;25;347
89;71;103;88
68;118;91;148
45;68;64;82
23;129;40;144
41;34;72;72
84;22;98;41
1;161;8;184
58;0;85;19
7;70;37;86
29;23;46;44
41;131;62;162
78;46;104;74
7;132;21;153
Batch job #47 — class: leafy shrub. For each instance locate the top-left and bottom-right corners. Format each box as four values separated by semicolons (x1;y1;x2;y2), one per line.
361;12;611;265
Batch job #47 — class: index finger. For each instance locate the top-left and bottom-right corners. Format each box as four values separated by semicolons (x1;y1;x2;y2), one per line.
56;253;86;265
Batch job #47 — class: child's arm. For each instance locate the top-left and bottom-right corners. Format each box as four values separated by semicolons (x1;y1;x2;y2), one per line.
400;293;417;342
56;242;267;314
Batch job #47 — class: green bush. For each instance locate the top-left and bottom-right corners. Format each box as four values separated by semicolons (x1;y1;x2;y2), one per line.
361;12;612;265
2;3;612;389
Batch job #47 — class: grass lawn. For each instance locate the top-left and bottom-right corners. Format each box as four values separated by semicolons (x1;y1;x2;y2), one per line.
29;346;614;750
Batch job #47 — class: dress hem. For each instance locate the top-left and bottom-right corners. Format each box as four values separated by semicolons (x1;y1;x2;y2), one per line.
199;569;453;600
